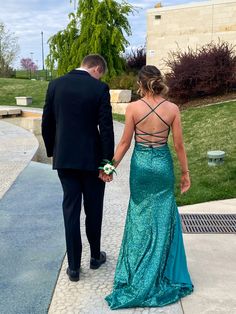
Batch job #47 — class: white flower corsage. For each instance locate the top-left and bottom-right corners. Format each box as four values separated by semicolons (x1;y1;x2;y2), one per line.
98;159;117;175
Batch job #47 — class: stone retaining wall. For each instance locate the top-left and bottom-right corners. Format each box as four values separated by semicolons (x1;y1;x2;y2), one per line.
110;89;130;115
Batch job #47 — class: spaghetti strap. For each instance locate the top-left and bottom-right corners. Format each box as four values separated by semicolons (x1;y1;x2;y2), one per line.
134;98;170;147
135;99;168;127
140;98;166;110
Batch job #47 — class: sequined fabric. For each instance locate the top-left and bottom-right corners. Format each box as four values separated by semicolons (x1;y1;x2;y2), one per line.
105;143;193;309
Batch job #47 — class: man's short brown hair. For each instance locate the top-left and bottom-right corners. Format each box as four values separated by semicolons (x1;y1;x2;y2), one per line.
81;54;107;74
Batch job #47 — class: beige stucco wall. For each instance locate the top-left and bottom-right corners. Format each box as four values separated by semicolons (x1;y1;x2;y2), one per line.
147;0;236;72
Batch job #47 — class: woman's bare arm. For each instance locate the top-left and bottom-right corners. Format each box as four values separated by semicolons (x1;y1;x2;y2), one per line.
171;106;191;193
113;104;135;167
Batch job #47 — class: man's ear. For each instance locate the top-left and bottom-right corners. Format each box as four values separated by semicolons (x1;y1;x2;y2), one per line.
96;65;103;74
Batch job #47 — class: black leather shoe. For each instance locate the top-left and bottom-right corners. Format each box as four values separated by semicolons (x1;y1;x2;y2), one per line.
90;251;106;269
66;267;80;282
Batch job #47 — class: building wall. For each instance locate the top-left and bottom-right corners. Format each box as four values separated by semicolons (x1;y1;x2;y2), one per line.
147;0;236;72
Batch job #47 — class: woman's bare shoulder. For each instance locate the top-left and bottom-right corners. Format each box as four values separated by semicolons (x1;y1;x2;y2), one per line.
126;100;142;112
164;100;180;113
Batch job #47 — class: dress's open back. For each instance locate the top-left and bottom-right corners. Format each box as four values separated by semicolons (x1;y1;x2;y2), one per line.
135;99;170;147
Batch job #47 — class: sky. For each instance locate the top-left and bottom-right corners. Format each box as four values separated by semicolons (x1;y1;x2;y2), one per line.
0;0;205;69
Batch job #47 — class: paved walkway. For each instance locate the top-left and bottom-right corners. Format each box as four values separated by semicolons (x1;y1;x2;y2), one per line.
0;119;236;314
48;121;183;314
0;161;65;314
179;201;236;314
0;120;38;199
47;122;236;314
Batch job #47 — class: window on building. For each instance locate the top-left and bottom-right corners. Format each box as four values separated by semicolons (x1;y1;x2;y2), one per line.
155;15;161;20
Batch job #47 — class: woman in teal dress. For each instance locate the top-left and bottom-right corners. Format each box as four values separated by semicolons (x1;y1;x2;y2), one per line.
104;65;194;309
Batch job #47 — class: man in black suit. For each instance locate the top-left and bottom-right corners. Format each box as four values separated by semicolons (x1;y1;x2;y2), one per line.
42;54;114;281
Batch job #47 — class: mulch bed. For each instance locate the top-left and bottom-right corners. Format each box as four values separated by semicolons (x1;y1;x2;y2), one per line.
176;92;236;110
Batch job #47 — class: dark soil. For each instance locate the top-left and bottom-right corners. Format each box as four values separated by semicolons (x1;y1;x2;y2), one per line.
176;92;236;110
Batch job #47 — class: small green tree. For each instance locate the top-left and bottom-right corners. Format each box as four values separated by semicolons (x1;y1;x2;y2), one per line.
46;0;133;77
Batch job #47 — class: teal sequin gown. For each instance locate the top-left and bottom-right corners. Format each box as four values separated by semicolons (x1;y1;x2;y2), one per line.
105;99;194;310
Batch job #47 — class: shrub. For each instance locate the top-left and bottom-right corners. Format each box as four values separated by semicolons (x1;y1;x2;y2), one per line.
0;64;15;78
107;72;139;101
165;41;236;103
125;47;146;73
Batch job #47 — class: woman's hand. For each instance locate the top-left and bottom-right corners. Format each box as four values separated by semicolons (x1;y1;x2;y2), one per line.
180;172;191;194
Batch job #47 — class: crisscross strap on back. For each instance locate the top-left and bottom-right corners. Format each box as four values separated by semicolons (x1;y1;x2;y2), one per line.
135;99;170;147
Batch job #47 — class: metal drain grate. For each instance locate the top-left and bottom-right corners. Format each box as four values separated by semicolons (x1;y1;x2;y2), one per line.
181;214;236;234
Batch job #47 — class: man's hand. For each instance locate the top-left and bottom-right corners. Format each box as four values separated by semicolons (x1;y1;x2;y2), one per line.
99;170;113;183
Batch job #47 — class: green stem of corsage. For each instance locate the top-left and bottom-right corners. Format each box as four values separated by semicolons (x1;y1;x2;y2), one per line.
98;159;117;175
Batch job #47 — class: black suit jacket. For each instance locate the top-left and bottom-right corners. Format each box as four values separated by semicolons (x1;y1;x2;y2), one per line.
41;70;114;171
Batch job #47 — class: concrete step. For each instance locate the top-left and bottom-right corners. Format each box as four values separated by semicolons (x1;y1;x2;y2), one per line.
0;108;22;118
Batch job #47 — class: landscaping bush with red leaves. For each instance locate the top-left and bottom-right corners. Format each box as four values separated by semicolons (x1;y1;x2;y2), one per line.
165;41;236;104
126;46;146;73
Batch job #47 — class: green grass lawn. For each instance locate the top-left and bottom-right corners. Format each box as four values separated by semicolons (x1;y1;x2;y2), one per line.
0;78;235;205
0;78;48;108
114;102;236;206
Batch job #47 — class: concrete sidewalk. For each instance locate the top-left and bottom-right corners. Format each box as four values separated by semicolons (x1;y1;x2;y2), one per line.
0;120;38;199
0;162;65;314
179;201;236;314
0;119;235;314
48;121;182;314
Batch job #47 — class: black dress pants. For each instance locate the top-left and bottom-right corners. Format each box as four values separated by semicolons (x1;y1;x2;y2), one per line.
57;169;105;271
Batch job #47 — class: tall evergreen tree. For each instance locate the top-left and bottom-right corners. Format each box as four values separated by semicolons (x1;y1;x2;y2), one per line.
46;0;133;77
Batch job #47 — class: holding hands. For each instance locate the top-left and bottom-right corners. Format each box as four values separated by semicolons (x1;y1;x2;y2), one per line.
98;159;116;183
99;170;113;183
